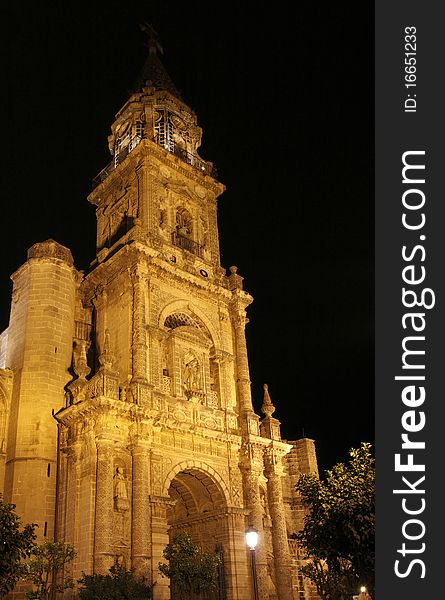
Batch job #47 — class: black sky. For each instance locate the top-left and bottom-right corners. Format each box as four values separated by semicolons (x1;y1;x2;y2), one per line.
1;2;374;473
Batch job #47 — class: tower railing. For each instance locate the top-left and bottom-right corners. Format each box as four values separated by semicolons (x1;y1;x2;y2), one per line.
92;136;217;188
171;231;204;258
164;143;217;178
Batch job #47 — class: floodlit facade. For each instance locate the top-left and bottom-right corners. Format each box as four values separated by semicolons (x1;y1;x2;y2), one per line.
0;30;319;600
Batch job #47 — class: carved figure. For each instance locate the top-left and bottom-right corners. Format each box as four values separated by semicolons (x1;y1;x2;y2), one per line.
113;467;128;500
183;357;201;391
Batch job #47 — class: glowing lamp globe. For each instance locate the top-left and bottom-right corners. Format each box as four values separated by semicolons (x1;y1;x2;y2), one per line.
245;527;259;550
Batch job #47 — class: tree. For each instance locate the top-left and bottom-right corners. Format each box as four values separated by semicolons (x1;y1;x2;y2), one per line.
22;541;76;599
0;496;36;598
159;531;221;599
295;443;375;600
78;563;152;600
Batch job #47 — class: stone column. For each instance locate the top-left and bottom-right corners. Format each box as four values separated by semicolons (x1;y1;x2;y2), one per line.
202;349;212;397
94;437;115;573
131;442;151;579
64;441;81;582
171;338;183;397
150;495;174;600
136;163;145;228
242;468;269;600
148;327;161;390
224;508;251;600
93;285;108;355
231;312;254;414
144;165;157;238
130;267;148;384
220;353;236;411
265;451;293;600
208;198;221;264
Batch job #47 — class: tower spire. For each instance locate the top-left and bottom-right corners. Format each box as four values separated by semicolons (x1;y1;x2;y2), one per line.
134;24;181;97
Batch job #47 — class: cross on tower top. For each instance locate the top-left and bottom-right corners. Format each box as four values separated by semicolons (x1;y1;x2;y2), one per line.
140;23;163;56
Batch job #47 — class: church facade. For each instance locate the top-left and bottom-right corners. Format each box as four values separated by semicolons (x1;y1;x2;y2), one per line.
0;32;318;600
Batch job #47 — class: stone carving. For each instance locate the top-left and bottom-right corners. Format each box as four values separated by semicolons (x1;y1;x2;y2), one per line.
119;384;128;402
261;383;275;418
152;461;163;495
113;467;130;512
182;354;201;391
206;390;218;408
114;467;128;499
161;375;172;394
98;329;115;372
27;239;74;266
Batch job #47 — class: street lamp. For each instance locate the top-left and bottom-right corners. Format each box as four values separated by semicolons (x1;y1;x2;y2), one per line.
353;585;371;600
245;526;259;600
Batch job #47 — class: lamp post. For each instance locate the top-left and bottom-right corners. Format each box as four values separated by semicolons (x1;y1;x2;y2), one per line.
245;526;259;600
353;585;372;600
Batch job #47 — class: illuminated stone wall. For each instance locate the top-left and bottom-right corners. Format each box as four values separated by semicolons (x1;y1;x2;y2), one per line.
2;240;76;541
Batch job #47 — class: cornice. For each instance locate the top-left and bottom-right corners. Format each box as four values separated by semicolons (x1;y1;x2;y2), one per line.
55;394;247;449
88;139;224;208
140;141;224;196
80;242;235;305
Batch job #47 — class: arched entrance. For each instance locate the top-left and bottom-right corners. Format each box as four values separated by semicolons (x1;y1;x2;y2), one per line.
166;468;228;599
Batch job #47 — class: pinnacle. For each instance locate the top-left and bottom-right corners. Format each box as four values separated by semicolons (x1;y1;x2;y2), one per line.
134;24;182;97
261;383;276;418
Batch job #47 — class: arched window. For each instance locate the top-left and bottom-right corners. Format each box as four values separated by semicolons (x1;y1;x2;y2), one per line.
164;312;201;330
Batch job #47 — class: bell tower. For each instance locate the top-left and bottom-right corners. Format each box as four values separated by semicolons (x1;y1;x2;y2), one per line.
52;27;304;600
91;24;220;272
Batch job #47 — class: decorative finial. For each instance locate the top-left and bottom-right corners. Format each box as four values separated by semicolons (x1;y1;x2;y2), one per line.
261;383;276;418
140;23;163;55
98;329;115;371
73;340;91;380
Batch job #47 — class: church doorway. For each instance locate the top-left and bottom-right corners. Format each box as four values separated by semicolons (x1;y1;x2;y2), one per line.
166;468;228;600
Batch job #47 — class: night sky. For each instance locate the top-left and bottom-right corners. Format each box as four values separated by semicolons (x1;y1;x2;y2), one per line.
1;2;373;473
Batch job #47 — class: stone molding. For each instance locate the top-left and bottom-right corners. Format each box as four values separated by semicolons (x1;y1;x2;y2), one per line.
27;239;74;266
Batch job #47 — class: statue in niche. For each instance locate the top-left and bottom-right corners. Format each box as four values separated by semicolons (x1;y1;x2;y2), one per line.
114;467;128;499
175;207;192;237
113;467;129;512
183;356;201;391
260;489;272;528
260;492;267;515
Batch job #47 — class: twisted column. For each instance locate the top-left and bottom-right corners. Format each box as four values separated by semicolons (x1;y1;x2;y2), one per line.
94;437;115;573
